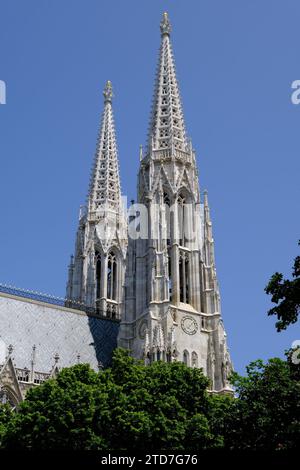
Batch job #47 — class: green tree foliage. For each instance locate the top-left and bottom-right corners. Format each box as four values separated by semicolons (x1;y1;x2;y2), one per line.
265;240;300;331
2;349;225;451
1;350;299;451
0;404;12;448
226;358;300;451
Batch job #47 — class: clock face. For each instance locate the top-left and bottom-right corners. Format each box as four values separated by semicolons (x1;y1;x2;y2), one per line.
181;316;198;335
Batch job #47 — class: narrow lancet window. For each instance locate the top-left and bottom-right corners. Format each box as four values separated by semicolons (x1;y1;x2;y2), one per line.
183;350;189;366
163;192;171;246
177;194;186;246
168;252;172;302
107;251;117;300
179;251;190;304
191;352;198;368
95;251;101;300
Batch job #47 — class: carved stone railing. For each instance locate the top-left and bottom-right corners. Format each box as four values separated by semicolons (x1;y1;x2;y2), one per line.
33;371;51;385
95;299;120;320
15;368;30;383
15;368;50;385
106;300;119;320
140;148;194;167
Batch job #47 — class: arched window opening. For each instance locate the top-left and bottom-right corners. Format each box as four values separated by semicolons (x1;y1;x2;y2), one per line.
166;351;171;363
191;352;198;368
107;252;117;301
111;304;116;320
145;352;151;365
163;192;171;246
179;251;190;304
177;194;186;246
168;252;172;302
0;388;17;408
95;251;101;300
183;350;189;366
185;255;189;304
179;256;183;302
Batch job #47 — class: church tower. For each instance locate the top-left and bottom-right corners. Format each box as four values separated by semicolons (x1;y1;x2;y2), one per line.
66;81;127;319
118;13;232;392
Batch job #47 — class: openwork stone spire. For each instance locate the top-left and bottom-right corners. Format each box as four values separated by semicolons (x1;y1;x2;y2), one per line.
147;12;188;153
88;81;121;212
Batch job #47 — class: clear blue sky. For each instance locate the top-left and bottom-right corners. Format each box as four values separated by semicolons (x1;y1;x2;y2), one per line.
0;0;299;374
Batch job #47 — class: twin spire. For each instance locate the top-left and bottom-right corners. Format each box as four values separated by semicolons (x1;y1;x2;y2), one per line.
148;12;188;154
89;13;188;210
88;80;121;213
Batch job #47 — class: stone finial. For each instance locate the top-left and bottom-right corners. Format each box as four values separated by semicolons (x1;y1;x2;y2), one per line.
77;353;81;364
54;352;60;364
160;12;171;36
103;80;113;103
8;344;13;356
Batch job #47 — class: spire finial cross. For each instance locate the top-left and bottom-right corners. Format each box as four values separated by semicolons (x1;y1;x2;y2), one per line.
103;80;113;103
160;12;171;36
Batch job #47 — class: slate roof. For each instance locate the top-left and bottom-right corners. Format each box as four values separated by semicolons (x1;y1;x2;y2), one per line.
0;292;119;372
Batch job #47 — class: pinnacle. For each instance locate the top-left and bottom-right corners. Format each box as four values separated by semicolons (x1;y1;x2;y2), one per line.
160;12;171;36
103;80;113;103
203;190;209;208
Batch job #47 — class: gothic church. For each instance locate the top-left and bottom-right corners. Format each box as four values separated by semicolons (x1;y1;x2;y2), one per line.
0;13;232;405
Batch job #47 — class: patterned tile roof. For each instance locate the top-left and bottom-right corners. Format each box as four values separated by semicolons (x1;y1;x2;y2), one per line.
0;293;119;372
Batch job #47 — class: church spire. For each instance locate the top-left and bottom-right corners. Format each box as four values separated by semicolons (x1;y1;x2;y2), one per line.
88;81;121;213
147;12;188;154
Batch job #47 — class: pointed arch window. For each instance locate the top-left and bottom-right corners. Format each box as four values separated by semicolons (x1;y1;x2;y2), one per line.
163;192;171;247
0;388;18;408
168;252;172;302
107;251;117;300
166;351;171;363
191;352;198;368
179;251;190;304
163;192;173;301
177;194;186;246
183;350;189;366
95;251;102;300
